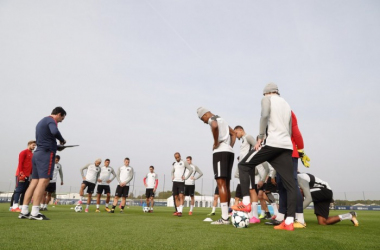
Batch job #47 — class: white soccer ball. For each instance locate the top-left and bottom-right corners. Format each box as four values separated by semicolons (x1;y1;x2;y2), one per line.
231;211;250;228
143;206;149;213
74;205;83;212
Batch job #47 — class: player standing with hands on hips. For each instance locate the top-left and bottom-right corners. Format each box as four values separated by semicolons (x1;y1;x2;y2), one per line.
197;107;236;225
19;107;66;220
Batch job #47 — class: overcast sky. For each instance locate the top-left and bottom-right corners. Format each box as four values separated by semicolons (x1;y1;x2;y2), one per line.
1;1;379;200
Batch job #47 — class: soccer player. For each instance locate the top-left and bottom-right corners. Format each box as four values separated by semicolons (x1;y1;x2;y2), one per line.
298;173;359;226
19;107;66;220
143;166;158;213
41;155;63;211
172;152;193;217
95;159;116;212
257;163;278;220
197;107;236;225
109;158;134;213
233;126;262;224
233;83;297;231
266;111;307;228
208;186;219;216
78;159;102;213
184;156;203;215
10;140;36;212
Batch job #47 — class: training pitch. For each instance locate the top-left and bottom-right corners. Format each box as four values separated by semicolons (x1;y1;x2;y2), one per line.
1;204;379;249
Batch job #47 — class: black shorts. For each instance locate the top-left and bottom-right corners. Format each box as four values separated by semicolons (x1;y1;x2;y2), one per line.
97;185;111;195
82;181;96;194
213;152;234;180
185;185;195;196
172;182;185;196
115;185;129;198
312;188;333;219
235;184;242;199
264;177;277;193
214;186;219;195
45;183;56;193
146;188;155;198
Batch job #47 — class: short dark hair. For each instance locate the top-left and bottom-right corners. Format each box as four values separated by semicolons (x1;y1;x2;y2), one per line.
27;140;36;145
150;166;154;169
51;107;67;116
124;157;130;161
174;152;180;157
55;155;60;160
234;125;244;130
105;159;110;162
186;156;192;160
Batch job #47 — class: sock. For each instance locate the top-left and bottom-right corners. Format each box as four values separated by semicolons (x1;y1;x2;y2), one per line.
296;213;305;224
242;196;250;205
150;207;153;210
96;204;99;209
251;202;258;219
285;216;294;225
211;206;216;213
13;203;19;209
121;206;125;210
86;205;89;209
271;203;278;215
266;211;271;217
21;205;29;214
112;205;116;209
105;203;109;208
260;210;265;216
79;196;83;201
221;202;228;220
179;205;183;213
190;205;194;212
339;213;352;221
44;204;47;208
276;213;285;222
31;206;40;216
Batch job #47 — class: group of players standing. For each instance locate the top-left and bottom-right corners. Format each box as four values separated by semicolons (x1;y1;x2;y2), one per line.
11;84;360;228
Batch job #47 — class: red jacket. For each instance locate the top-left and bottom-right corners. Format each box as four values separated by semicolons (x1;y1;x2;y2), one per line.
291;111;304;158
15;149;33;177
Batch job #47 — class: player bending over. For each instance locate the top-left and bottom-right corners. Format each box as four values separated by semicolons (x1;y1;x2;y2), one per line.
298;173;358;226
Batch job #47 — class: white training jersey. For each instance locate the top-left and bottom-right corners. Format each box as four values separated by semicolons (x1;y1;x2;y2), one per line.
298;173;332;209
81;164;101;184
99;166;116;185
238;134;256;162
50;163;63;183
118;165;134;185
208;115;233;153
145;172;158;189
172;159;193;183
184;164;203;185
260;95;293;150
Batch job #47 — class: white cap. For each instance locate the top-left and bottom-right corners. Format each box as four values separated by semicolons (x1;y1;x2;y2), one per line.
197;107;209;119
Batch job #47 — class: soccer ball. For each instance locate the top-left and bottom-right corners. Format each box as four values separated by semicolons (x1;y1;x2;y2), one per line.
74;205;83;212
231;211;250;228
143;206;149;213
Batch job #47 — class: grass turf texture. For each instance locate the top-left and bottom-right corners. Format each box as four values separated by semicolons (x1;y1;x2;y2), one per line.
1;204;380;249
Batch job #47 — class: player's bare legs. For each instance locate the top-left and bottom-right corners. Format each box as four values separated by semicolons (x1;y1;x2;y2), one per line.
216;178;230;221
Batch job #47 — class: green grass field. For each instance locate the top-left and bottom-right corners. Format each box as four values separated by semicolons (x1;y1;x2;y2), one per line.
1;204;380;250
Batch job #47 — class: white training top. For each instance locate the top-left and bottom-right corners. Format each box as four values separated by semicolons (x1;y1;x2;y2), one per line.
208;115;233;153
184;164;203;185
171;159;193;183
99;166;116;185
117;165;134;185
145;172;158;189
260;95;293;150
81;164;101;184
50;163;63;183
297;173;332;209
238;134;256;162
